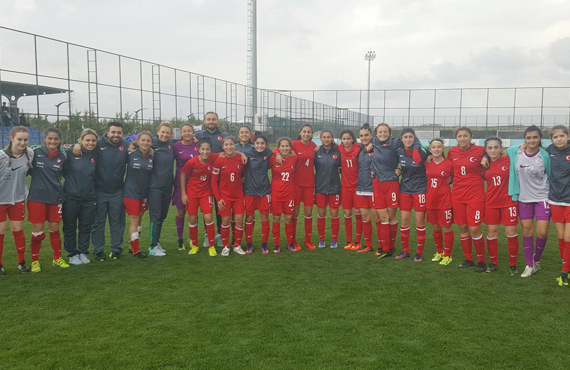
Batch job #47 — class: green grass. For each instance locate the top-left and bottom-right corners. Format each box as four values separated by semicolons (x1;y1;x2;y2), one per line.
0;206;568;370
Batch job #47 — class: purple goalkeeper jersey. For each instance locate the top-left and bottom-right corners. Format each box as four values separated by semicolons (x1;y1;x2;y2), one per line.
173;140;199;191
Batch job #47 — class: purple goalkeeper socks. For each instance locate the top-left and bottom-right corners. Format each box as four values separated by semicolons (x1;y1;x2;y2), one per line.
175;216;184;239
523;236;534;267
534;237;547;262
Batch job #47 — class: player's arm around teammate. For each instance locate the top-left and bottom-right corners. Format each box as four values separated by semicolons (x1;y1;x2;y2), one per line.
211;137;247;256
424;139;455;265
338;129;363;251
545;126;570;286
62;129;98;266
123;131;154;258
243;133;272;254
483;137;519;274
0;126;34;275
269;137;297;253
181;138;219;256
506;125;551;277
172;124;199;250
27;127;69;272
314;130;342;249
394;128;429;262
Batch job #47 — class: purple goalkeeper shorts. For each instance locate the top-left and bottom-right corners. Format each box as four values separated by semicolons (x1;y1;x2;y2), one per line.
171;185;185;210
518;201;551;221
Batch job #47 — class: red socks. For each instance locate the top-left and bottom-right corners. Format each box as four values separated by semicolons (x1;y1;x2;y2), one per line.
30;232;45;262
563;241;570;273
220;224;230;247
362;220;373;248
355;213;362;244
390;222;398;250
507;235;519;266
245;221;254;244
234;226;243;247
130;234;141;255
12;230;26;264
433;229;443;254
375;221;382;247
559;238;565;259
304;217;312;242
261;220;270;244
273;222;281;246
487;237;498;265
206;222;216;247
49;230;62;260
285;222;295;245
460;236;473;262
188;224;199;247
416;227;426;255
344;216;353;243
331;217;339;242
0;234;4;265
400;227;410;253
318;217;326;241
380;222;390;252
473;234;485;263
444;231;454;257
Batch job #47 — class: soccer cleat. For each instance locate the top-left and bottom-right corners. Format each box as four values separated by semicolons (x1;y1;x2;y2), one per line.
305;241;317;250
274;245;281;254
233;246;246;255
53;258;70;268
188;245;200;255
96;252;106;262
375;249;381;257
431;253;444;262
509;265;519;275
156;243;166;253
148;246;166;257
330;241;338;249
413;254;423;262
109;252;120;260
475;262;487;272
221;247;230;256
520;265;534;278
17;261;31;273
357;245;373;253
486;263;499;273
319;240;326;249
31;261;41;273
246;243;253;254
178;238;185;251
377;250;389;259
68;255;83;265
134;251;147;258
79;254;90;264
0;264;4;276
533;259;541;272
287;244;297;252
344;242;355;250
394;252;410;260
458;260;475;269
261;243;268;254
557;272;569;287
293;241;302;251
439;256;452;265
216;234;224;247
208;246;217;256
351;243;362;251
203;234;210;247
387;248;396;257
128;248;133;254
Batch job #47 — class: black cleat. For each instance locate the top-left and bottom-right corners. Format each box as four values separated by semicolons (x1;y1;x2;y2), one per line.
458;259;475;268
96;252;106;262
134;251;147;258
17;260;31;273
475;262;487;272
0;264;5;276
109;252;120;260
486;263;499;273
509;265;519;275
377;250;390;260
178;238;184;251
387;248;396;257
128;248;133;254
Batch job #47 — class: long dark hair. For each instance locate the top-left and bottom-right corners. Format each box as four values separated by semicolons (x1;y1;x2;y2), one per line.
44;127;63;151
296;124;314;141
320;130;337;149
339;129;356;145
524;125;543;147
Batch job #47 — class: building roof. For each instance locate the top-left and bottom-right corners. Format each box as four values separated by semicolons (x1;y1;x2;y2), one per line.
0;80;71;98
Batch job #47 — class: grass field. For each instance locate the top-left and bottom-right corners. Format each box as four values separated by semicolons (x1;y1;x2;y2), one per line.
1;204;568;370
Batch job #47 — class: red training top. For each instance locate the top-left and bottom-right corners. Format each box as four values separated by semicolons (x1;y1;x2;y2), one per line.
484;156;517;209
425;158;453;210
448;145;485;203
292;140;316;187
211;154;246;201
182;153;220;198
338;143;360;188
270;155;296;201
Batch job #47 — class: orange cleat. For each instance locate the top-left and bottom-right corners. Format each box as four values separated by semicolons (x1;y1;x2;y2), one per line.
350;243;362;251
357;245;373;253
344;242;355;250
375;248;381;256
293;241;302;251
305;241;317;250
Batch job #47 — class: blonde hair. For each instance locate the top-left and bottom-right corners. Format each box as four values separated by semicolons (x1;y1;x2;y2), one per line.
5;126;32;168
78;128;98;144
157;121;173;133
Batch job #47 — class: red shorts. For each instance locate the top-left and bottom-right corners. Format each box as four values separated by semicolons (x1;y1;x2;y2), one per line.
315;193;341;209
342;187;356;209
453;201;485;227
27;200;62;223
400;193;426;212
0;201;25;222
485;205;518;226
272;199;295;215
187;196;214;215
295;186;314;207
551;204;570;223
355;194;373;209
427;208;453;227
123;198;148;216
245;194;271;215
372;179;399;209
218;199;245;217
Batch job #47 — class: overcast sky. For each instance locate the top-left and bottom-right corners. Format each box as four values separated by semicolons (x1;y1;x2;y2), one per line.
1;0;570;92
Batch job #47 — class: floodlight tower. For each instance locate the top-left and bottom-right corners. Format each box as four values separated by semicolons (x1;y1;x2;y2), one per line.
364;50;376;123
247;0;257;122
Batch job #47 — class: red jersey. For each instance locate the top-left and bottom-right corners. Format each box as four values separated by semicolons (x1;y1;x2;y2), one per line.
270;155;296;201
425;158;453;210
485;156;516;208
292;140;316;187
448;145;485;203
211;155;246;201
182;153;219;198
338;143;360;188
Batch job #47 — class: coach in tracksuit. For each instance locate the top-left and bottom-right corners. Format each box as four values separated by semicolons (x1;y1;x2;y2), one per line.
62;129;98;265
91;122;129;260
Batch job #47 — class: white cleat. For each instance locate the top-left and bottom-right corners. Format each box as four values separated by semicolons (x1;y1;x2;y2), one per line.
233;246;246;255
221;247;230;256
78;254;91;264
149;246;166;256
68;255;83;265
520;265;535;277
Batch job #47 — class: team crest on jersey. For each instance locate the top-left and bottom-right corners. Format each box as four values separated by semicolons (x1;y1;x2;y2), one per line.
566;155;570;161
119;146;124;151
56;158;62;163
149;159;153;163
469;157;477;162
208;166;212;170
501;166;508;171
169;145;172;150
218;136;222;141
369;152;373;157
333;154;338;160
91;158;95;164
264;156;268;160
237;165;242;169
